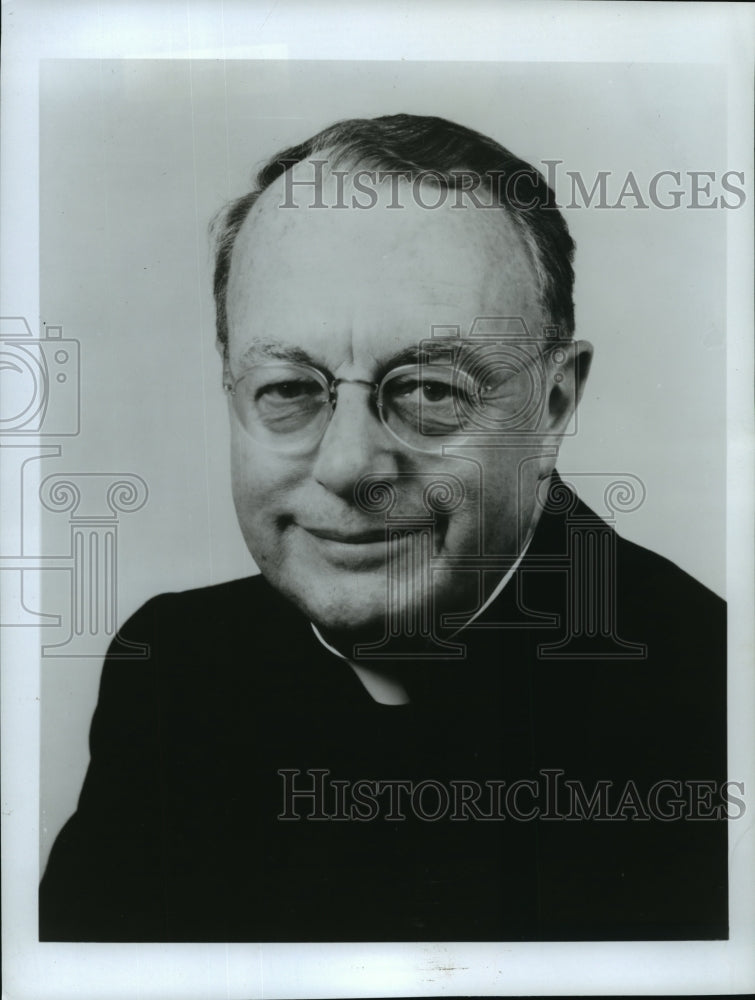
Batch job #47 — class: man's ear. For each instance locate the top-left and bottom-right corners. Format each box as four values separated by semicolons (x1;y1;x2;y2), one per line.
543;338;593;436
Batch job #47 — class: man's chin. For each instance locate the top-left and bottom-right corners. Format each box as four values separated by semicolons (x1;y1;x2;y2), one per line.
260;540;477;646
265;555;476;640
297;593;393;642
278;580;418;649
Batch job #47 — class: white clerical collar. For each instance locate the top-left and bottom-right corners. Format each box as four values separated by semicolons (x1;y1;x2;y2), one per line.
310;532;534;706
311;623;412;705
447;534;533;638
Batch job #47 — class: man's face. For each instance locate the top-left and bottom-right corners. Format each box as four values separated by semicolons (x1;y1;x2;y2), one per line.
224;164;580;638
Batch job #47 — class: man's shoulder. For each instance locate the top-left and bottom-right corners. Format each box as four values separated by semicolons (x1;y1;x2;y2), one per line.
117;573;307;659
614;530;725;616
96;574;318;724
140;573;279;615
539;478;725;617
528;479;726;674
611;532;726;692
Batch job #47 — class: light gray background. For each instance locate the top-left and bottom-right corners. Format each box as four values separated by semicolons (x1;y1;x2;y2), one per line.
40;58;727;868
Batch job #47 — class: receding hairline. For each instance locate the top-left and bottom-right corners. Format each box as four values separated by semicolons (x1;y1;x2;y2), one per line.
211;114;576;352
231;152;550;316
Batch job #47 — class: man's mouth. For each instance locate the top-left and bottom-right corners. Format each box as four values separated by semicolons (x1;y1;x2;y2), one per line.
300;525;387;544
294;522;411;569
285;507;451;570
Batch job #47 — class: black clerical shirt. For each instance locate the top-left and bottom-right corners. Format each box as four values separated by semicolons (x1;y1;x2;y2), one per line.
39;484;728;942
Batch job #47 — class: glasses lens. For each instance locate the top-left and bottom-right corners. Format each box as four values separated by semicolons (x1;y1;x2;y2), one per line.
232;363;331;450
461;347;548;433
380;364;479;450
380;351;549;450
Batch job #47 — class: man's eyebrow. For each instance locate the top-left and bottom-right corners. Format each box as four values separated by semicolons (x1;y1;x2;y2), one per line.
238;338;474;375
237;341;318;367
379;340;467;373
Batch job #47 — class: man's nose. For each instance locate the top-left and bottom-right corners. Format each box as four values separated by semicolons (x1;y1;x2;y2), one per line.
311;384;400;498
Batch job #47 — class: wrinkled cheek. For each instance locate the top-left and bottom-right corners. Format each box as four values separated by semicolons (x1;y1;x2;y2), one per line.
432;479;483;563
228;436;275;551
229;430;308;565
230;475;265;558
442;454;534;560
229;445;259;521
230;425;294;504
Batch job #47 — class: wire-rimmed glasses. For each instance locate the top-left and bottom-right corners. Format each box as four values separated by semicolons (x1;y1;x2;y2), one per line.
223;345;556;454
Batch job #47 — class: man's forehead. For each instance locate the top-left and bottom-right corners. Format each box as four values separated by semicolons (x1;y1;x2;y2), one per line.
225;157;547;362
243;155;528;259
235;318;544;373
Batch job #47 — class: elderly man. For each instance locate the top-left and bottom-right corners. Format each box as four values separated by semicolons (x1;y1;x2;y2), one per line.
40;115;727;942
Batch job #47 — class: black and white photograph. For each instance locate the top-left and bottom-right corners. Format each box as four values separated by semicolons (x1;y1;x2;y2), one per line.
2;2;754;997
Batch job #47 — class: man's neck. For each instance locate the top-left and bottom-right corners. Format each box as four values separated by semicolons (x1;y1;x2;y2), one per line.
311;622;411;704
310;533;535;705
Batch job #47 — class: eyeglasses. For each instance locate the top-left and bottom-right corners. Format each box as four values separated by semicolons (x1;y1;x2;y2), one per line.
223;347;558;454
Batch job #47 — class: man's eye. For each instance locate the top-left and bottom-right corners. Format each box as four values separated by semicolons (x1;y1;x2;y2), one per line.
420;380;454;403
391;376;459;403
256;379;322;402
